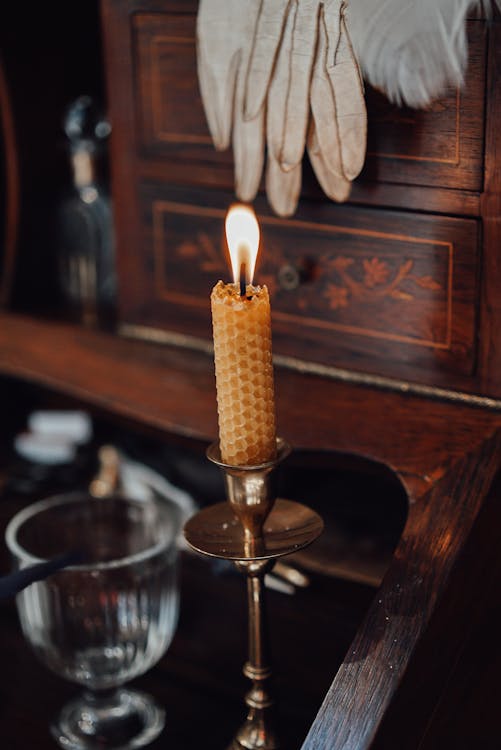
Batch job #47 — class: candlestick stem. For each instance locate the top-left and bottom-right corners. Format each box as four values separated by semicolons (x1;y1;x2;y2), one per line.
232;558;277;750
184;438;324;750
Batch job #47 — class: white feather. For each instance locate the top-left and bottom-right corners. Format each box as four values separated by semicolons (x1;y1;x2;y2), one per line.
347;0;500;108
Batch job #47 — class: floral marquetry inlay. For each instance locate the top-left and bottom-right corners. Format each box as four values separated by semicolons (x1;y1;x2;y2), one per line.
150;198;478;366
177;233;226;275
324;256;442;310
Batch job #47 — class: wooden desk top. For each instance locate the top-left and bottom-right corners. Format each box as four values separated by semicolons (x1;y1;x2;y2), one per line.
0;312;500;748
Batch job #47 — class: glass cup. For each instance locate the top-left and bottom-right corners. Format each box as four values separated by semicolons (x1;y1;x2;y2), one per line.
5;491;181;749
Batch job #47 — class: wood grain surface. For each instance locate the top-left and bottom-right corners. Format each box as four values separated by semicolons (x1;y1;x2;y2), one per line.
0;313;499;500
303;433;501;750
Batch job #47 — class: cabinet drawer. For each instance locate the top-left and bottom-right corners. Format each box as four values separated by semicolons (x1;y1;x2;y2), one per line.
362;21;486;191
118;186;479;380
133;12;230;167
131;11;485;192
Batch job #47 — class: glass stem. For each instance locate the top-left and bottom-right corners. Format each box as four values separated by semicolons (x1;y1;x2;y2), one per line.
83;686;121;709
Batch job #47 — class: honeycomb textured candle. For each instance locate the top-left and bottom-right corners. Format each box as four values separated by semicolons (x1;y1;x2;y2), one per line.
211;281;276;466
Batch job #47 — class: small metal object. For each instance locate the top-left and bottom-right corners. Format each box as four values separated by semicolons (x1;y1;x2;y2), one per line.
184;437;323;750
272;560;310;588
88;445;120;498
277;259;316;292
277;263;301;291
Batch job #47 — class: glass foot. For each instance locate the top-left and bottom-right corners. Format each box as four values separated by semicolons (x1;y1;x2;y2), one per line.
51;687;165;750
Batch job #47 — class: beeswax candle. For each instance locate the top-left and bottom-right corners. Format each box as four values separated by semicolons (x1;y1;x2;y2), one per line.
211;206;276;466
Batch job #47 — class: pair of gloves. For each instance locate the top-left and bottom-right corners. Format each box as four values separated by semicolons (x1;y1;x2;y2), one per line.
197;0;367;217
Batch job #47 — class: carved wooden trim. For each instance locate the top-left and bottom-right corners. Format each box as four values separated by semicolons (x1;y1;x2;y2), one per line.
479;22;501;383
119;322;501;413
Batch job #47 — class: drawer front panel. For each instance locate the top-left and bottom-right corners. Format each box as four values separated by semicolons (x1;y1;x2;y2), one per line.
119;186;479;378
133;12;230;166
131;12;485;192
363;21;486;191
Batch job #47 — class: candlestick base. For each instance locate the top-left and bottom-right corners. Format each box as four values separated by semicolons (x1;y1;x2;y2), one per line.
183;438;323;750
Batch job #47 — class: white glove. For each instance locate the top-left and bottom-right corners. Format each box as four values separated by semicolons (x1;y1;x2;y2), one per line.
308;3;366;201
311;6;366;181
308;122;352;203
197;0;367;214
246;0;351;173
197;0;303;215
264;0;302;217
247;0;366;211
196;0;264;201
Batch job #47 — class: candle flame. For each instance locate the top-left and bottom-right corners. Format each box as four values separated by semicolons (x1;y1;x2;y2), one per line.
225;205;260;285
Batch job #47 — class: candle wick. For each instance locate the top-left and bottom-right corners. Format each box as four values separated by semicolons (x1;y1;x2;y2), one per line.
239;262;247;297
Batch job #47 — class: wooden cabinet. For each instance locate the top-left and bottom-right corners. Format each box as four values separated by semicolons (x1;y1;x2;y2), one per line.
102;0;501;400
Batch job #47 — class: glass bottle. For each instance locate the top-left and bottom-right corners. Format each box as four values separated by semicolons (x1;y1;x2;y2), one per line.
58;95;115;328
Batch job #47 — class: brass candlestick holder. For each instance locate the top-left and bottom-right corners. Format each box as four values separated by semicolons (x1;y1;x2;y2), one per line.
184;438;323;750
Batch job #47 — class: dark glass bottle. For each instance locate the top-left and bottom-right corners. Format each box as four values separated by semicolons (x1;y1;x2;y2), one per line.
58;96;116;328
